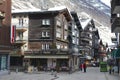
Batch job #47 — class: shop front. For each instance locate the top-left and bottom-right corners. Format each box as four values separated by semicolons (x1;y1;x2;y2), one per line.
24;55;70;72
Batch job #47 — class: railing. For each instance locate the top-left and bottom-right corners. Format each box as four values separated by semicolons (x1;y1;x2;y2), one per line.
15;38;27;44
80;36;92;41
25;49;70;55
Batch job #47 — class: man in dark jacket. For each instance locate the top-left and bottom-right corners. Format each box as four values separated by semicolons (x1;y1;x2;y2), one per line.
83;62;87;72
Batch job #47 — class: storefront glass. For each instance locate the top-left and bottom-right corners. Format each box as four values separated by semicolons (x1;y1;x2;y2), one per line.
0;55;8;71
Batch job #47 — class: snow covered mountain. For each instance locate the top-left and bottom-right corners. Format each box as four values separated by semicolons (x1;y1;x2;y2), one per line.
12;0;110;27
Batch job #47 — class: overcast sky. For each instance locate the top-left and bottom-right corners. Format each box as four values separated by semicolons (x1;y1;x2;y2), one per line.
101;0;110;7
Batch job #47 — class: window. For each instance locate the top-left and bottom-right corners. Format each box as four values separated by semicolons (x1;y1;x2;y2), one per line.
72;37;76;44
42;44;45;50
42;44;50;50
42;19;50;25
42;32;45;37
77;32;79;37
19;18;23;26
56;43;61;49
64;24;68;30
74;25;77;29
56;28;61;38
73;40;75;44
72;32;75;36
64;31;68;40
64;36;67;40
77;38;79;45
42;32;49;37
56;20;61;26
56;33;61;38
16;32;23;40
64;46;68;49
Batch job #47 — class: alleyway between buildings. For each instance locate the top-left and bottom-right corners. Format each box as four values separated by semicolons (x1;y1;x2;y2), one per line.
0;67;119;80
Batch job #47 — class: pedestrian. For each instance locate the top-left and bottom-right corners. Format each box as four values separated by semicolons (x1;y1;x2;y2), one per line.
80;64;83;71
109;65;112;74
83;62;87;72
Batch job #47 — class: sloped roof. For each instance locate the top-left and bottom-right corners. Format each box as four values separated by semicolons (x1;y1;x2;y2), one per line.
80;18;92;29
79;12;92;29
12;5;72;21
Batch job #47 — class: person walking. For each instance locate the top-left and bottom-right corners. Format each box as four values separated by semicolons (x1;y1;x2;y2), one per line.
109;65;112;74
80;64;83;71
83;62;87;72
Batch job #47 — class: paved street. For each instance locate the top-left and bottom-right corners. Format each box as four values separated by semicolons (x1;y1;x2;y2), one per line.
0;67;119;80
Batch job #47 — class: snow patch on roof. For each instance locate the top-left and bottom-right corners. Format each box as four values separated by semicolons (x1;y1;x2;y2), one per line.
80;18;92;29
48;6;67;11
12;9;41;13
79;12;92;29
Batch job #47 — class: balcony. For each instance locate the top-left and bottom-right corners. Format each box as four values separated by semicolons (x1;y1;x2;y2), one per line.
15;25;27;32
111;0;120;14
24;49;70;55
80;35;92;41
14;38;27;45
111;17;120;32
80;42;92;48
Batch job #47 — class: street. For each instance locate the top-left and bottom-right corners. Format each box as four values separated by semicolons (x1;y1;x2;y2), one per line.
0;67;119;80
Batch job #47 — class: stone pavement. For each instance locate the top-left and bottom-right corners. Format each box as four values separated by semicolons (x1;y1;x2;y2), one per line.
55;67;120;80
0;67;119;80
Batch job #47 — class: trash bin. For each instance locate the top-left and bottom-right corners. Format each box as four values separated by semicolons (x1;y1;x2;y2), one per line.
100;62;108;72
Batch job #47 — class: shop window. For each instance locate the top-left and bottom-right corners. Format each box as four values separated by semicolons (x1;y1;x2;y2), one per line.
0;55;7;70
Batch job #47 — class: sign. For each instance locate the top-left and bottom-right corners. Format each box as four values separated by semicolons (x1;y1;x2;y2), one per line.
10;25;16;43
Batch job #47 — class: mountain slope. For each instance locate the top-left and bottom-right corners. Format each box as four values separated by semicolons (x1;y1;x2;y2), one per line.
12;0;110;27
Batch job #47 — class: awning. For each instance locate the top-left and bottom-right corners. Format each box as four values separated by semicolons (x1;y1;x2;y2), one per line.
24;55;69;59
111;49;120;59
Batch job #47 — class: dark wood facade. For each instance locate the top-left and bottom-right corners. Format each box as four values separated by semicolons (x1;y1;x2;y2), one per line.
28;13;55;50
23;9;73;71
28;10;71;53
